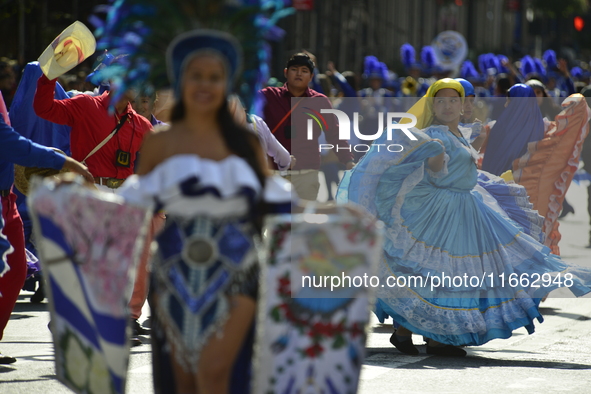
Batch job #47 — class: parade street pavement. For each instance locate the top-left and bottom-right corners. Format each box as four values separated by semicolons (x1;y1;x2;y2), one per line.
2;181;591;393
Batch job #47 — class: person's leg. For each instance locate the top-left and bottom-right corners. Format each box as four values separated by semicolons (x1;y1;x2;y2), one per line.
389;324;419;355
323;163;342;201
129;213;166;326
320;164;333;201
0;193;27;343
559;198;575;218
166;295;256;393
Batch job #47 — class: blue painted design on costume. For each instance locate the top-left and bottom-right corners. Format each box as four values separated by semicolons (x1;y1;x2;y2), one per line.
109;371;123;394
168;265;229;314
325;377;339;394
38;215;74;257
218;224;251;265
50;276;100;349
156;221;185;261
73;264;127;346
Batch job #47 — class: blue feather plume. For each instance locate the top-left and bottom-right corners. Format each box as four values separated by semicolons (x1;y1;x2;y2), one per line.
486;54;500;75
421;46;436;70
571;66;583;80
520;55;535;77
533;58;546;76
497;55;509;74
478;53;490;74
400;43;415;69
460;60;480;80
379;62;389;81
364;56;379;76
543;49;557;70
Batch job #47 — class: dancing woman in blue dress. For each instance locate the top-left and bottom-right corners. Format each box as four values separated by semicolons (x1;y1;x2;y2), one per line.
337;78;591;356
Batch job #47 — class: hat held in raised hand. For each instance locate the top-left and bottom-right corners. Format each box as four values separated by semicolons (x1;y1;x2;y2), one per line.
38;21;96;80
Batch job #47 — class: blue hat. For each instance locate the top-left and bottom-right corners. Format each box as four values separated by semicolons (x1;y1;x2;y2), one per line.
455;78;475;96
508;83;536;98
571;66;583;80
166;29;242;99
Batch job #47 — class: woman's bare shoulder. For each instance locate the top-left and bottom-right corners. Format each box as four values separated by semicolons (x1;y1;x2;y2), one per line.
137;124;181;175
143;124;181;146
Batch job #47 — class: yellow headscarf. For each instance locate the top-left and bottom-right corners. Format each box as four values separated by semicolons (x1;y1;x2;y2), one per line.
402;78;465;129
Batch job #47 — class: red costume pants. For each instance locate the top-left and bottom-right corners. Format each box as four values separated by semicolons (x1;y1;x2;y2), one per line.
0;192;27;340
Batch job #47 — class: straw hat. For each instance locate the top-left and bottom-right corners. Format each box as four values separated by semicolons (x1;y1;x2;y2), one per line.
14;149;69;196
38;21;96;81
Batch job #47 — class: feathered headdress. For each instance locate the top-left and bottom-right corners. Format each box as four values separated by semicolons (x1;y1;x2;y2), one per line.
363;55;380;78
496;55;509;74
533;58;547;78
486;54;501;75
520;55;535;77
400;43;416;70
421;46;437;73
460;60;480;81
477;53;490;74
571;66;583;80
543;49;558;70
379;62;389;81
91;0;294;113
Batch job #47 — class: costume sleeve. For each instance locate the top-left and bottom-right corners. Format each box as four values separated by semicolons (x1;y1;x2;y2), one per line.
323;97;354;164
562;77;576;96
311;67;324;94
254;116;291;170
33;74;79;126
0;116;66;169
331;72;357;98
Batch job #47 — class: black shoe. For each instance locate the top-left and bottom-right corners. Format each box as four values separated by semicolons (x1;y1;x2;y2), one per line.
0;353;17;364
426;344;467;357
129;336;142;347
390;332;419;355
558;203;574;219
131;319;150;336
30;282;45;303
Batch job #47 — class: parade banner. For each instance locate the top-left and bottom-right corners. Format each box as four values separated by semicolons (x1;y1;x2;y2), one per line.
29;180;151;394
253;208;383;394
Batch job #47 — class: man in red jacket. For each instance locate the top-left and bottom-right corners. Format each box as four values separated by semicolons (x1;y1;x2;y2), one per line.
34;75;152;189
260;53;354;201
34;75;153;345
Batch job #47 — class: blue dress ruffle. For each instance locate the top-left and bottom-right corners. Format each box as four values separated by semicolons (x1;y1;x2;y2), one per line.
337;125;591;346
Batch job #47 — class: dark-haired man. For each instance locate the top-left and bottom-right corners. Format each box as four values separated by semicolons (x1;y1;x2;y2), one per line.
259;53;354;201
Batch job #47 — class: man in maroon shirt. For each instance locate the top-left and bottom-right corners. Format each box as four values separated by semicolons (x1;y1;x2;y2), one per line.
260;53;354;200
